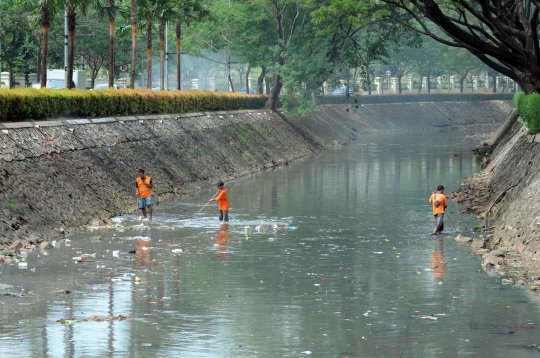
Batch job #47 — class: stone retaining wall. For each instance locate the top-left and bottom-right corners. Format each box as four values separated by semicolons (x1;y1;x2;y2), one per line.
0;101;513;246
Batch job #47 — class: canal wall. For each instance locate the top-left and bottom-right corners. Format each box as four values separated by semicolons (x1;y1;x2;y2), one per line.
0;100;512;246
455;108;540;285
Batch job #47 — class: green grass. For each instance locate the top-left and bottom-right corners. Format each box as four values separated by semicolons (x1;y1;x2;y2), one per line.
3;201;19;212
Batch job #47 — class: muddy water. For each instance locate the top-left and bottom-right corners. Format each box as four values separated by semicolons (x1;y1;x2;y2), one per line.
2;127;540;357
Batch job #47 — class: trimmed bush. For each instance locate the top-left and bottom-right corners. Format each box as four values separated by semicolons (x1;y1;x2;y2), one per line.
515;92;540;134
0;88;267;122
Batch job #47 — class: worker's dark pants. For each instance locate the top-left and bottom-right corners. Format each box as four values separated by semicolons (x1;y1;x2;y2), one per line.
219;210;229;222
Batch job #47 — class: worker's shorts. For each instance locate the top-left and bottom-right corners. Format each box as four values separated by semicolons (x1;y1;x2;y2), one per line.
139;196;152;210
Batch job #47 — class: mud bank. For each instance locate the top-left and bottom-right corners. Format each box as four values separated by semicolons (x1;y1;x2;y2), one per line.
455;109;540;288
0;101;512;247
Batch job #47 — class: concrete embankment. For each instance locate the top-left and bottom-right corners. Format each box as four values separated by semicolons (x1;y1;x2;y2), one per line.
455;108;540;287
0;100;512;248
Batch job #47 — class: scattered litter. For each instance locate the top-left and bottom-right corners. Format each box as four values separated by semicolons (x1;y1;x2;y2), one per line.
301;351;312;355
18;262;27;269
57;315;131;324
438;281;443;286
20;252;28;258
112;250;119;257
172;249;184;254
423;268;432;272
141;343;153;347
411;315;438;321
373;252;383;254
59;289;72;294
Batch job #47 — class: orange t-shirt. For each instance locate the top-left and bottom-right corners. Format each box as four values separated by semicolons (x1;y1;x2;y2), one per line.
215;189;229;210
137;176;152;198
429;192;447;215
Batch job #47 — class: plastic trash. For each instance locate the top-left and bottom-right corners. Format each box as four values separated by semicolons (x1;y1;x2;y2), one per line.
20;252;28;258
172;249;184;254
373;252;383;254
112;250;119;257
288;226;298;230
18;262;27;268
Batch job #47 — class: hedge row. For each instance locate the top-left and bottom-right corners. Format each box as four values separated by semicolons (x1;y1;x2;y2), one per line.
317;92;513;105
513;92;540;134
0;89;268;122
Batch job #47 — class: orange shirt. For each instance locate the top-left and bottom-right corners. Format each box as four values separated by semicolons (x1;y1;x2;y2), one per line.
429;192;447;215
137;176;152;198
215;189;229;210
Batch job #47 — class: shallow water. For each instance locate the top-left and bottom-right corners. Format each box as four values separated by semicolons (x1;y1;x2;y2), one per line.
2;126;540;357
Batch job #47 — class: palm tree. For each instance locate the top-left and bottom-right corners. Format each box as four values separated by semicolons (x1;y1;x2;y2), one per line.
174;0;209;90
65;0;95;89
155;0;176;90
39;1;51;87
129;0;137;88
66;1;76;89
98;0;124;88
23;0;61;88
137;0;157;89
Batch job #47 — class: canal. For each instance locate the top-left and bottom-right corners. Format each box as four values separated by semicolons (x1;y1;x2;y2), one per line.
2;126;540;357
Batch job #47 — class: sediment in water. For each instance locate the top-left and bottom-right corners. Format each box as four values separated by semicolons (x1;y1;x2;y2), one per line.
0;101;512;247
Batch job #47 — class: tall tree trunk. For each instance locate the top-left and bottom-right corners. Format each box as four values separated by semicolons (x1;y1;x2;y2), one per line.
265;77;271;94
176;19;181;90
108;0;115;87
129;0;137;89
245;64;250;94
266;73;282;110
427;62;431;93
460;75;466;93
418;76;423;93
67;3;76;89
398;75;402;94
36;41;41;80
40;2;49;88
492;73;497;92
146;19;152;90
366;66;371;95
159;20;165;90
257;66;266;94
227;57;234;92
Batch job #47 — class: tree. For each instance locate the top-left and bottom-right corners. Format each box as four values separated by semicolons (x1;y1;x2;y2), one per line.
321;0;540;94
97;0;124;87
17;0;53;86
137;0;156;89
173;0;209;90
442;47;482;93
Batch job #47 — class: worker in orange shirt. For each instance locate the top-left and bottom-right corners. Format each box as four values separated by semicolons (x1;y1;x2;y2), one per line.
210;181;229;222
136;169;153;220
429;185;447;235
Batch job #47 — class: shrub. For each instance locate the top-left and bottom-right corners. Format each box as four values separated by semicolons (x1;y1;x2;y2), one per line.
514;92;540;134
0;89;267;122
513;91;525;109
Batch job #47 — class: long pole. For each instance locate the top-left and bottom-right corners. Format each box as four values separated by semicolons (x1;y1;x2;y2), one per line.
195;191;219;215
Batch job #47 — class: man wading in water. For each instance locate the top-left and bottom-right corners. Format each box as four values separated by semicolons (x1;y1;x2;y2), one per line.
429;185;448;235
210;181;229;222
136;169;153;220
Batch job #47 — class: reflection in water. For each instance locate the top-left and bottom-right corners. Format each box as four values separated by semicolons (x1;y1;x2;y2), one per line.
4;127;540;358
215;224;229;261
431;237;446;281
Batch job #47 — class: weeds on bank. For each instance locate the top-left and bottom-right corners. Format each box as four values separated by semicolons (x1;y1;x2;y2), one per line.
3;201;19;212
